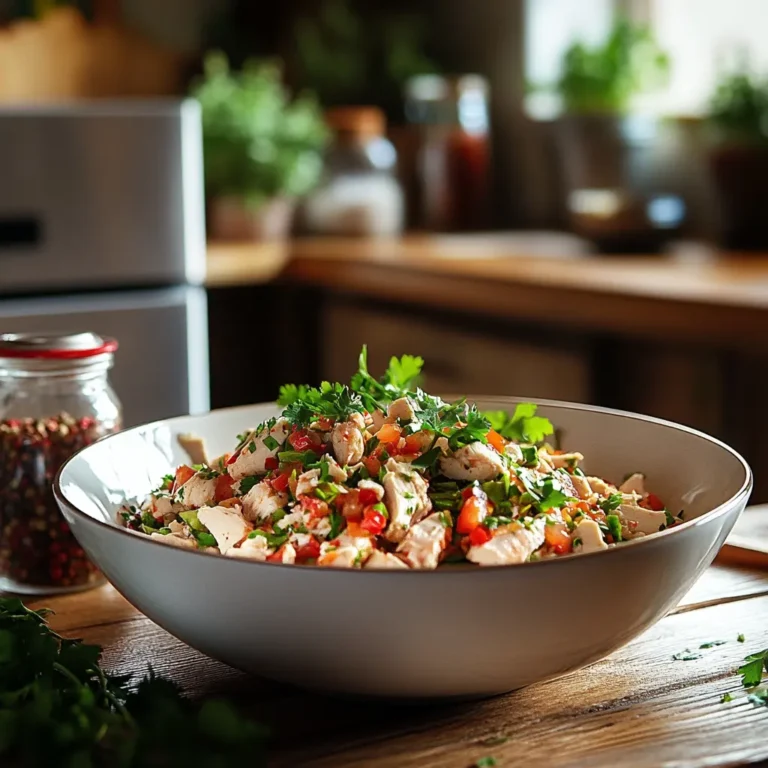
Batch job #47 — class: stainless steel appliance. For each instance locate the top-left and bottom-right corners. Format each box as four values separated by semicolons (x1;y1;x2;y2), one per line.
0;100;209;426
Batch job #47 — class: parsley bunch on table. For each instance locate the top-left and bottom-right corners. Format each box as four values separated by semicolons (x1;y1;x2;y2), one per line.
0;598;267;767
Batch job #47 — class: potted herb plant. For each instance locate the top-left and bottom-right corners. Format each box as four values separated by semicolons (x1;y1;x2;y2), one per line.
707;70;768;250
192;52;329;241
548;19;679;252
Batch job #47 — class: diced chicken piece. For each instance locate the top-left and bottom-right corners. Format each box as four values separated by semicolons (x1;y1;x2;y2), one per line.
295;469;320;498
150;493;183;524
381;458;432;543
365;550;410;569
505;442;524;463
273;543;297;564
358;478;385;502
208;453;229;472
536;455;555;474
197;505;251;555
572;518;608;553
331;417;366;466
586;476;617;496
544;451;584;470
619;473;646;496
226;534;271;561
322;455;348;483
311;516;332;539
275;508;310;531
241;480;288;523
150;532;197;549
466;518;547;566
569;474;593;500
228;419;290;481
167;519;190;537
318;533;373;568
177;433;208;466
555;471;579;500
397;513;450;569
177;471;217;509
370;409;387;432
387;397;417;425
619;503;666;535
440;441;505;482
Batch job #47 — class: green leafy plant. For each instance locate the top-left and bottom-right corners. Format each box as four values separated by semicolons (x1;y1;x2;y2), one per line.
293;0;436;119
708;70;768;145
191;52;329;209
0;597;268;766
555;18;670;114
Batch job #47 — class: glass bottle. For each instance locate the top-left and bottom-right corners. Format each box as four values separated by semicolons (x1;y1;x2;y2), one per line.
0;332;122;593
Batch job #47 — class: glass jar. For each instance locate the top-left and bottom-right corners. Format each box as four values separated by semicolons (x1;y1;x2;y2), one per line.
0;332;122;594
404;74;491;232
303;107;404;237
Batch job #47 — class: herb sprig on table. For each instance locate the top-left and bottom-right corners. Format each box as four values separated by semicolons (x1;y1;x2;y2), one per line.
0;598;267;767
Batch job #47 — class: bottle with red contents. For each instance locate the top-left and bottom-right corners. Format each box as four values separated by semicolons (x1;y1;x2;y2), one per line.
0;332;122;593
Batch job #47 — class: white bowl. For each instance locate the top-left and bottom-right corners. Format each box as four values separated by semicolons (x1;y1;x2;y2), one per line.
55;398;751;699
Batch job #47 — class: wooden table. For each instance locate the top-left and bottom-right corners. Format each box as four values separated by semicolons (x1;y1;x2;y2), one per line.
28;531;768;767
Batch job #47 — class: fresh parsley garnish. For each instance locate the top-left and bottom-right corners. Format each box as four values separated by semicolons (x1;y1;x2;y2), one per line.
672;649;703;661
262;435;279;451
239;476;260;495
721;692;733;703
739;650;768;688
349;345;424;410
518;470;571;513
738;633;746;643
599;493;623;513
484;402;554;444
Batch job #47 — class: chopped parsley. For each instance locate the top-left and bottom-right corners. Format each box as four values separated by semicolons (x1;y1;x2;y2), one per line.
328;510;345;539
518;470;572;513
699;640;727;649
739;650;768;688
606;514;622;542
474;758;498;768
720;692;733;703
411;445;442;471
484;402;554;444
738;634;746;643
520;444;539;467
239;476;260;495
262;435;279;451
672;650;703;661
599;493;622;513
278;450;318;467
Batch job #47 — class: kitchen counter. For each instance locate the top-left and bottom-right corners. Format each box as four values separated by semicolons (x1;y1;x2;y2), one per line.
206;234;768;348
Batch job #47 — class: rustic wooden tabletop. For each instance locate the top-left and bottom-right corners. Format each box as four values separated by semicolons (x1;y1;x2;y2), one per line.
22;539;768;768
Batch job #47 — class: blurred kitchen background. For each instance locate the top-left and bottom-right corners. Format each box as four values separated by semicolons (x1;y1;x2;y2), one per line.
2;0;768;495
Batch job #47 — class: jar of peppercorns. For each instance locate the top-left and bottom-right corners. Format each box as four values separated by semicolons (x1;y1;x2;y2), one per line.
0;332;122;593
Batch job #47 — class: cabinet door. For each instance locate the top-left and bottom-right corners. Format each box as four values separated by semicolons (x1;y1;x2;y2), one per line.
322;300;590;403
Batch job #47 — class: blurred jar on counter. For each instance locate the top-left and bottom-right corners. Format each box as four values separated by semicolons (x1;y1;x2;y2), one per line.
0;332;122;594
404;75;491;232
302;107;404;237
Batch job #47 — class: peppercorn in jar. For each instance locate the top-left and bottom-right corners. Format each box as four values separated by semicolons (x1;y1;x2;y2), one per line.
0;332;122;593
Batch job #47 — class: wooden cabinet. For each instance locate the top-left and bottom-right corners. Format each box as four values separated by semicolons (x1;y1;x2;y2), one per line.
321;297;591;403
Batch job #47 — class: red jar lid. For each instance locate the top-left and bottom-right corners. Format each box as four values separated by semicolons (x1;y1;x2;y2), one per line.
0;332;118;360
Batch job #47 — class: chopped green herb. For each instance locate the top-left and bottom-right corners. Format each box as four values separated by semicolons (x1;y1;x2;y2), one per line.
599;493;622;513
262;435;279;451
179;510;207;533
738;634;746;643
248;441;257;453
328;510;345;539
606;514;622;542
411;445;442;470
271;510;287;524
700;640;727;649
520;445;538;466
483;402;554;444
157;527;171;535
572;538;582;547
239;475;260;495
278;450;318;466
141;511;160;530
474;757;498;768
672;649;703;661
248;530;289;548
739;650;768;688
721;692;733;703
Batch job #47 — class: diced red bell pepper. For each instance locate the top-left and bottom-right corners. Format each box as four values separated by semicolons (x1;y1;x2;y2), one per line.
264;456;279;471
360;506;387;535
486;429;506;454
362;455;381;477
267;545;289;563
468;525;492;547
461;483;483;502
401;434;424;456
289;429;316;452
295;537;321;561
457;493;490;534
642;493;665;511
376;423;402;444
214;473;235;502
358;487;380;506
270;471;290;493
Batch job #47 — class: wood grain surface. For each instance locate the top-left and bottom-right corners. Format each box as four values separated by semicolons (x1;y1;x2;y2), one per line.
22;554;768;768
205;235;768;347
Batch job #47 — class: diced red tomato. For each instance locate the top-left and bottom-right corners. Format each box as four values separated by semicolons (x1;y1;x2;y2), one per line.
401;434;424;456
270;471;290;493
173;465;196;492
288;429;317;451
360;506;387;535
571;501;591;516
544;523;572;555
376;423;402;445
300;495;330;518
226;451;239;465
264;456;279;471
486;429;506;454
642;493;665;511
214;473;235;502
457;493;490;534
362;455;381;477
358;487;380;506
461;483;482;502
267;545;289;563
295;536;321;561
468;525;492;547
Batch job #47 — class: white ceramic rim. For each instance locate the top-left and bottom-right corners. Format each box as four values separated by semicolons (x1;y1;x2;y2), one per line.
53;397;753;576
